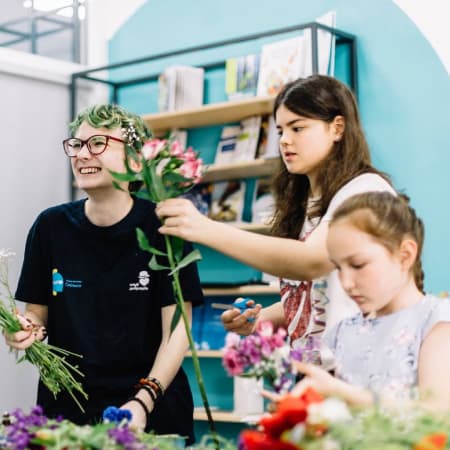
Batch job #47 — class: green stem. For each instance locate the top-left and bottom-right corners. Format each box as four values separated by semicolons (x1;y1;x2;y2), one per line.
164;235;219;449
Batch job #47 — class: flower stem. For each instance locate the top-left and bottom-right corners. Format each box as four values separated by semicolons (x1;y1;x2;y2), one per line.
164;235;219;449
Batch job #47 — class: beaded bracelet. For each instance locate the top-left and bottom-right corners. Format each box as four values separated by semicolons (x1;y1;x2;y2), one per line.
138;377;164;398
128;396;150;416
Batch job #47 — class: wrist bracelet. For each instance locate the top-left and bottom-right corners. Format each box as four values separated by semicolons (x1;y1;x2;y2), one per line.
146;376;165;395
139;377;164;398
128;396;150;416
138;384;157;403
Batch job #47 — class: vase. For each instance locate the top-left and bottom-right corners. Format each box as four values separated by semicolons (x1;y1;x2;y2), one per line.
233;376;264;416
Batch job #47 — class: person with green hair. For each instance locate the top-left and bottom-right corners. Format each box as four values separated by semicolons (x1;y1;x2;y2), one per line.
4;104;203;444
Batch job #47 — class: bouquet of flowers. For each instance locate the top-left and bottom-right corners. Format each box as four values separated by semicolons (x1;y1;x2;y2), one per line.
239;387;450;450
0;250;87;411
110;136;218;438
0;405;190;450
222;321;320;393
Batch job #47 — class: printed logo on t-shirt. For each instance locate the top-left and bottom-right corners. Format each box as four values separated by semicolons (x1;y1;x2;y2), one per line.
129;270;150;291
52;268;83;296
52;269;64;296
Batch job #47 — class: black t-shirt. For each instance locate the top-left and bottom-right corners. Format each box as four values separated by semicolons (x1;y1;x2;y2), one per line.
16;198;203;439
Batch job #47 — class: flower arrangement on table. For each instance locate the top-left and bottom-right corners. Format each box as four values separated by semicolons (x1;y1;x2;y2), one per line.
238;386;450;450
110;136;217;437
222;320;320;393
0;405;236;450
0;250;87;411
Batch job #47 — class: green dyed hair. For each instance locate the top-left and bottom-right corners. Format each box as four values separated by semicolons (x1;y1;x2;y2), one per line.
69;104;152;150
69;104;151;192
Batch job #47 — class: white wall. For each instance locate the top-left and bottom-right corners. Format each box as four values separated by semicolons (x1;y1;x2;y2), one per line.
0;47;83;411
86;0;146;67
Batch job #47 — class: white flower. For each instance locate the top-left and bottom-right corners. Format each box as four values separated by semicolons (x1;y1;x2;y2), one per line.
307;397;352;425
0;249;15;260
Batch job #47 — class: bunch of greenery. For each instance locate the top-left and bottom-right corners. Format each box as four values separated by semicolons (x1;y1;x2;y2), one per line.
0;249;88;411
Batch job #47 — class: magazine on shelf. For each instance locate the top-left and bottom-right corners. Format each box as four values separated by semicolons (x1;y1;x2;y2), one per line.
209;180;246;223
214;117;262;165
251;177;275;225
255;115;279;159
214;125;241;166
158;65;204;112
233;116;262;162
225;54;260;100
256;35;305;97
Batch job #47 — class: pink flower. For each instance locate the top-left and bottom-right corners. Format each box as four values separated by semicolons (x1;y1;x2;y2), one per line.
257;321;274;338
142;139;167;160
169;141;184;157
178;157;203;183
223;349;245;376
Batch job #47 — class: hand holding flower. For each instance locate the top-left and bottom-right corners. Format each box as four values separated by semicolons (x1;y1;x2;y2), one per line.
291;362;373;408
3;312;46;350
119;396;149;431
156;197;212;243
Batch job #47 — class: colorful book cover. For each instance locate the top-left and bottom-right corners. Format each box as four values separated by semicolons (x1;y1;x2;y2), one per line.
226;54;260;100
209;180;246;223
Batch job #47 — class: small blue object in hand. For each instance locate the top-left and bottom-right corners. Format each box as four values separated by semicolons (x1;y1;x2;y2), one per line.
211;297;256;323
102;406;132;423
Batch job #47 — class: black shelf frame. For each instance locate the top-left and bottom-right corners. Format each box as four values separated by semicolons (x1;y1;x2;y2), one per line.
68;22;357;199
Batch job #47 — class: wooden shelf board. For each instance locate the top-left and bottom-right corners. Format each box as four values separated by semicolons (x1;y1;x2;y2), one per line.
202;284;279;297
202;157;280;183
142;96;275;133
185;350;223;358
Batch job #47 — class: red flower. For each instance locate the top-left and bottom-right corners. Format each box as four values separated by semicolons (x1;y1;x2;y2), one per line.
414;433;448;450
259;388;323;439
240;430;300;450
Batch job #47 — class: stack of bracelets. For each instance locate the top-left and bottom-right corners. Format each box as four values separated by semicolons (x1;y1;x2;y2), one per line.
128;376;165;417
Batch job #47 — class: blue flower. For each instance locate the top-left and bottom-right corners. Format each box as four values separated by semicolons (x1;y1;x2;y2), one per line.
102;406;132;423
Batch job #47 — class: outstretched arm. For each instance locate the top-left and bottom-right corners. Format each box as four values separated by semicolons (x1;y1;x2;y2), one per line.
156;199;334;280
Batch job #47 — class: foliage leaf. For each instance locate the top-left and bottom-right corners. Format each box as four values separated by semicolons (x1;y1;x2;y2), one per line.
148;255;170;271
136;228;167;256
169;250;202;275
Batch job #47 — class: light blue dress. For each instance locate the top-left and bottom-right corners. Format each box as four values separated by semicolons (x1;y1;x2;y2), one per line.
323;295;450;399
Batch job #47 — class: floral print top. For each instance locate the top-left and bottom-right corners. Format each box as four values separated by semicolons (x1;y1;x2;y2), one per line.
324;295;450;399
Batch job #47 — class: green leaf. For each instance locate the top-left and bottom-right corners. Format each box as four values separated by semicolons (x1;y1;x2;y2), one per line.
149;255;170;271
170;236;185;261
149;162;169;201
169;249;202;275
136;228;167;256
132;190;153;201
169;304;182;335
108;169;138;182
112;181;126;192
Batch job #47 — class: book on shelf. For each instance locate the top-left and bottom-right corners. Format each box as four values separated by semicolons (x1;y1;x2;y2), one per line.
225;54;260;100
317;10;337;76
256;35;306;97
214;117;262;166
214;125;241;166
251;177;275;225
209;180;246;223
255;115;279;159
158;65;204;112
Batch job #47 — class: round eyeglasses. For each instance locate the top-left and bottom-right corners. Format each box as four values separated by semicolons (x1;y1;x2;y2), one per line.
62;135;126;157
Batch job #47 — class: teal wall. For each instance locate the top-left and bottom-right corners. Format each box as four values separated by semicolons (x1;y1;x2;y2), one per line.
108;0;450;294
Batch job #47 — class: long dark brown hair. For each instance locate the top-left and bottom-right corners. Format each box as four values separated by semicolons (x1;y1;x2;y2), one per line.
330;192;425;293
271;75;391;238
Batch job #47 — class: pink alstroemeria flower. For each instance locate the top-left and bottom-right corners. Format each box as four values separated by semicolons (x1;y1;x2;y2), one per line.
142;139;167;160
